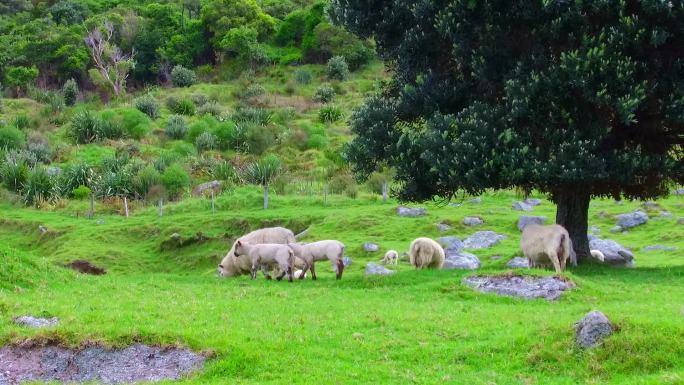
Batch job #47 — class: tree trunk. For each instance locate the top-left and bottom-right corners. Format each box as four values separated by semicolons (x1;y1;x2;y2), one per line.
554;189;590;262
263;184;269;209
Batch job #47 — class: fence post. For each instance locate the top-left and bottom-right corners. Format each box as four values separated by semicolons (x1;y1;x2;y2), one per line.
159;198;163;217
211;190;215;214
88;193;94;219
382;181;388;203
123;196;129;218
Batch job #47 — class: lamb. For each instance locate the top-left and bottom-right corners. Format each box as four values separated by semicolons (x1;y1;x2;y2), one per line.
293;269;307;279
383;250;399;265
218;227;295;277
520;224;571;273
590;249;606;262
409;238;445;269
288;240;345;280
233;241;295;282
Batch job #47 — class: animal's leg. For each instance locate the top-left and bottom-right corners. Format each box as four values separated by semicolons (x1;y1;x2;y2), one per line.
250;263;257;280
275;264;287;281
310;263;317;280
261;264;272;280
336;259;344;280
549;252;562;273
299;262;310;280
287;266;293;282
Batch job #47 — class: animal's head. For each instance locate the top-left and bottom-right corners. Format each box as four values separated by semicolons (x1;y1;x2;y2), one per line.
234;240;249;257
217;263;226;277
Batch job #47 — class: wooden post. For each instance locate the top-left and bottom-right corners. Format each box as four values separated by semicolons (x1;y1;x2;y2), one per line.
211;190;215;214
263;184;269;209
324;185;328;206
382;181;388;203
88;193;94;219
123;196;129;217
159;198;163;217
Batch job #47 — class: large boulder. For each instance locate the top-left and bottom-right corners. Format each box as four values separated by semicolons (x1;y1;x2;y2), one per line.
463;231;507;249
506;257;529;269
437;236;464;254
524;198;542;206
363;242;379;252
588;235;635;267
512;201;533;212
615;210;648;229
437;223;452;232
365;262;395;276
192;180;222;196
468;197;482;204
517;215;546;231
14;316;59;328
463;275;574;300
463;216;484;226
397;206;426;217
575;311;613;348
672;188;684;195
443;252;480;270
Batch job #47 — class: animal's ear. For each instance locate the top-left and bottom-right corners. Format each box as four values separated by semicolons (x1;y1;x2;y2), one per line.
236;240;242;247
218;264;223;268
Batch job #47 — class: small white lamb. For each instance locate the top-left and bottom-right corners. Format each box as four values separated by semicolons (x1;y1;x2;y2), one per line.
383;250;399;265
233;241;295;282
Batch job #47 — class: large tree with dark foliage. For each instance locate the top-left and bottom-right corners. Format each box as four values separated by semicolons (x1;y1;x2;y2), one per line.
330;0;684;260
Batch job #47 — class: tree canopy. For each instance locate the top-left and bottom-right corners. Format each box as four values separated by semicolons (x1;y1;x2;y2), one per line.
331;0;684;258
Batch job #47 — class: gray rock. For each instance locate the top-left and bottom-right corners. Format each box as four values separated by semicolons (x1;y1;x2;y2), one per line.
443;252;480;270
642;245;678;252
659;211;673;219
609;225;623;233
363;242;379;252
588;235;635;267
365;262;395;276
437;236;464;254
590;225;601;235
0;344;204;384
642;201;659;210
437;223;452;232
468;197;482;204
463;275;574;300
672;188;684;195
506;257;529;269
342;256;352;266
397;206;426;217
678;217;684;225
14;316;59;328
517;215;546;231
463;231;507;249
463;216;484;226
46;166;62;177
512;201;533;212
524;198;542;206
489;255;502;261
38;225;48;235
192;180;222;196
448;202;462;208
575;311;613;348
615;210;648;229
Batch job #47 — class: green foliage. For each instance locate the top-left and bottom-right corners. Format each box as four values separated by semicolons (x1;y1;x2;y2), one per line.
195;131;218;152
211;120;238;150
240;121;278;155
313;84;335;103
26;134;51;163
275;3;324;47
305;123;328;149
23;166;53;205
294;68;313;84
61;163;94;193
0;160;28;192
171;65;198;87
5;66;38;94
165;115;188;140
190;93;209;107
72;185;90;200
166;96;196;116
197;101;225;117
242;154;282;186
0;126;25;150
238;83;266;100
232;107;271;125
134;94;160;119
318;105;343;123
213;161;236;181
187;116;219;143
13;115;30;130
201;0;276;49
62;79;79;106
133;165;162;199
70;110;101;144
305;22;374;70
161;163;190;198
49;0;91;25
326;56;349;80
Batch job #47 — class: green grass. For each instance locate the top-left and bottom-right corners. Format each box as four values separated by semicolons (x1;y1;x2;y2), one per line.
0;189;683;384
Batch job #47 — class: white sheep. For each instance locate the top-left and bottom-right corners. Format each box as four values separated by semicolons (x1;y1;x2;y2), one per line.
383;250;399;265
520;224;571;273
293;269;307;279
288;240;345;280
233;241;295;282
218;227;296;277
409;238;445;269
590;249;606;262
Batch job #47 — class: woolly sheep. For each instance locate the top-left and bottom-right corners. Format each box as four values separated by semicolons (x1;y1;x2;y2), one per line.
590;249;606;262
383;250;399;265
233;241;295;282
293;269;307;279
288;240;345;280
218;227;296;277
409;238;445;269
520;224;571;273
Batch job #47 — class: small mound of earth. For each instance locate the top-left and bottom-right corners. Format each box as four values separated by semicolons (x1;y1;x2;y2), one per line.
64;260;106;275
0;344;204;385
463;275;575;300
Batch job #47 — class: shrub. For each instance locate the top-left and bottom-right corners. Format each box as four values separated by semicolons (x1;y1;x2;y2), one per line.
48;94;65;114
161;164;190;198
153;150;181;172
95;168;134;198
23;166;53;205
326;56;349;80
133;165;161;198
171;65;197;87
165;115;187;140
318;105;343;123
0;126;26;150
166;96;195;115
61;163;94;193
197;101;225;117
190;92;209;106
113;108;150;140
232;107;271;125
344;183;358;199
98;111;125;140
63;79;78;106
195;131;218;152
242;155;282;187
72;185;91;200
294;68;313;85
26;133;51;163
187;116;219;143
13;114;30;130
313;84;335;103
241;121;277;155
4;149;38;168
242;83;266;99
214;161;236;182
0;161;28;192
211;120;238;150
328;173;355;194
189;155;219;177
70;110;100;143
134;94;160;119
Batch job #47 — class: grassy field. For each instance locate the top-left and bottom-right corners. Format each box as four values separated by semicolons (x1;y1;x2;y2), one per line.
0;189;683;384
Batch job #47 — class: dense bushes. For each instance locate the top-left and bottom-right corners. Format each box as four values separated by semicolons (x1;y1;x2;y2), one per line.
0;126;25;150
171;65;198;87
319;105;343;123
313;84;335;103
62;79;78;106
326;56;349;80
166;96;196;115
165;115;188;139
134;94;160;119
70;110;102;144
161;164;190;198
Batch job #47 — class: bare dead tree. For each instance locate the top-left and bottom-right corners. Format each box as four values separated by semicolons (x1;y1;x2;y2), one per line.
84;21;135;97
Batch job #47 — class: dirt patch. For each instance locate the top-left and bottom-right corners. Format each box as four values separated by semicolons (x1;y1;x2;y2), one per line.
0;344;204;384
463;274;575;300
64;260;107;275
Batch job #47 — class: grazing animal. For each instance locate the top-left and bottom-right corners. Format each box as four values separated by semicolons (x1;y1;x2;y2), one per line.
288;240;346;280
233;241;295;282
383;250;399;265
590;249;606;262
218;227;295;277
409;238;445;269
520;224;571;273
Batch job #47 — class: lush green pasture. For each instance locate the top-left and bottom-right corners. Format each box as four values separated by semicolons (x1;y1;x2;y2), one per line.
1;189;683;384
